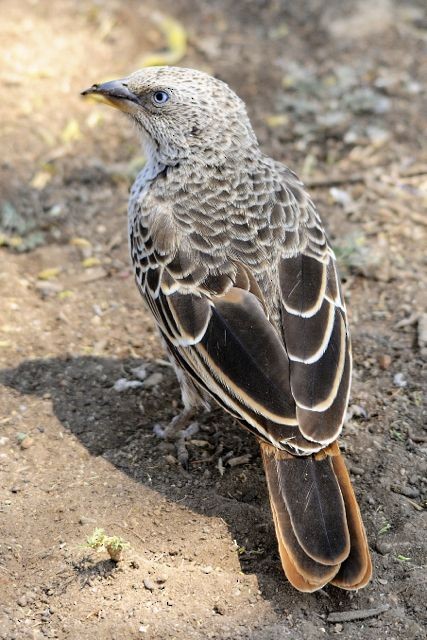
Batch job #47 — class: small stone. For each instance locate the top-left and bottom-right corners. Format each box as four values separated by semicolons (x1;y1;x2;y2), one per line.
334;624;343;633
0;436;9;446
164;454;177;465
201;565;213;574
25;591;37;604
17;595;27;607
156;573;168;584
143;577;155;591
20;436;34;450
393;373;407;388
329;187;353;209
41;608;51;621
143;372;164;389
376;540;392;555
131;365;147;381
113;378;143;392
214;603;226;615
377;354;392;370
349;465;364;476
78;516;90;525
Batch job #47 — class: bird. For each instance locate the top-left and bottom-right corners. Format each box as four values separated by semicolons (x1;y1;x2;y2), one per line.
81;67;372;592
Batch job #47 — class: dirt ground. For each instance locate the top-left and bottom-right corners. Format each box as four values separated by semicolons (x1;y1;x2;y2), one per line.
0;1;426;638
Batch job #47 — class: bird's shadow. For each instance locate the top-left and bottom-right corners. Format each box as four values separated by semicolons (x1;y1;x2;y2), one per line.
0;355;355;614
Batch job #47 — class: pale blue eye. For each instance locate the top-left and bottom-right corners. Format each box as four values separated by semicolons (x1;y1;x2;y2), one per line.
152;90;170;105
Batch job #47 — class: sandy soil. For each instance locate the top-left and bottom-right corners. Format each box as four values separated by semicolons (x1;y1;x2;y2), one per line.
0;1;426;638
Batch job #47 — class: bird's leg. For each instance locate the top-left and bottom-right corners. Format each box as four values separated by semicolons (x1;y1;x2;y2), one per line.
153;409;199;467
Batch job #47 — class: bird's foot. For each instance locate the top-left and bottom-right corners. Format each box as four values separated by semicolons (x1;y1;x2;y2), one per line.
153;410;199;467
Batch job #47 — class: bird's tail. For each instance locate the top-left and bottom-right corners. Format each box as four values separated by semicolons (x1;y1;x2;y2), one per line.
260;441;372;592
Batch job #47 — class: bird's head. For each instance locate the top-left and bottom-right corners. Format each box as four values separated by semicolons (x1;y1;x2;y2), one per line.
82;66;257;166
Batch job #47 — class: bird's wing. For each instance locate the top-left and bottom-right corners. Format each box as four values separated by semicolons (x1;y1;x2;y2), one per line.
135;253;310;450
275;172;352;449
131;171;350;455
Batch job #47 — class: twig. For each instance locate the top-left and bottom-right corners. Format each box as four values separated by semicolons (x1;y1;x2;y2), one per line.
305;174;366;188
305;166;427;189
327;604;390;623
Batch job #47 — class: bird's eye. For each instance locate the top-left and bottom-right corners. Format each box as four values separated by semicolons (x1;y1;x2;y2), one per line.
152;90;170;105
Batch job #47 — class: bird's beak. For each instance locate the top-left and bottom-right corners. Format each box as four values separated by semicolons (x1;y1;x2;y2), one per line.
81;79;140;112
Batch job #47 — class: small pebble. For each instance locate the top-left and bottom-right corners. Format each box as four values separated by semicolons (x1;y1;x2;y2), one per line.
156;573;168;584
377;354;392;370
214;603;226;615
17;595;27;607
349;465;364;476
131;365;147;381
143;577;155;591
334;624;343;633
393;373;407;388
201;565;213;574
143;372;164;389
20;436;34;449
376;541;392;555
113;378;143;392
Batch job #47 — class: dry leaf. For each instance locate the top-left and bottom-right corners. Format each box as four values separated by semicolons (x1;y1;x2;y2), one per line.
82;257;101;268
37;267;61;280
30;171;52;190
61;119;82;144
140;13;187;67
70;237;92;249
58;290;74;299
264;114;289;128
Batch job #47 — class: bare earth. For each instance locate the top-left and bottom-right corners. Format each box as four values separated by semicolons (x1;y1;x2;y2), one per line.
0;1;426;638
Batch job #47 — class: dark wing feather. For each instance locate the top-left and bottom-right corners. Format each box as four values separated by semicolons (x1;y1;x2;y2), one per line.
290;310;346;411
280;254;326;317
146;274;302;446
280;250;351;446
197;289;295;423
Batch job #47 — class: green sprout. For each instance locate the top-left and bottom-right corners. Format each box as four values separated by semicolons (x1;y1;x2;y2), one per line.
378;522;391;535
85;527;130;562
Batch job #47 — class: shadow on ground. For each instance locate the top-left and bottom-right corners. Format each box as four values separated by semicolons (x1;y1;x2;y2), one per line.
0;355;356;613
